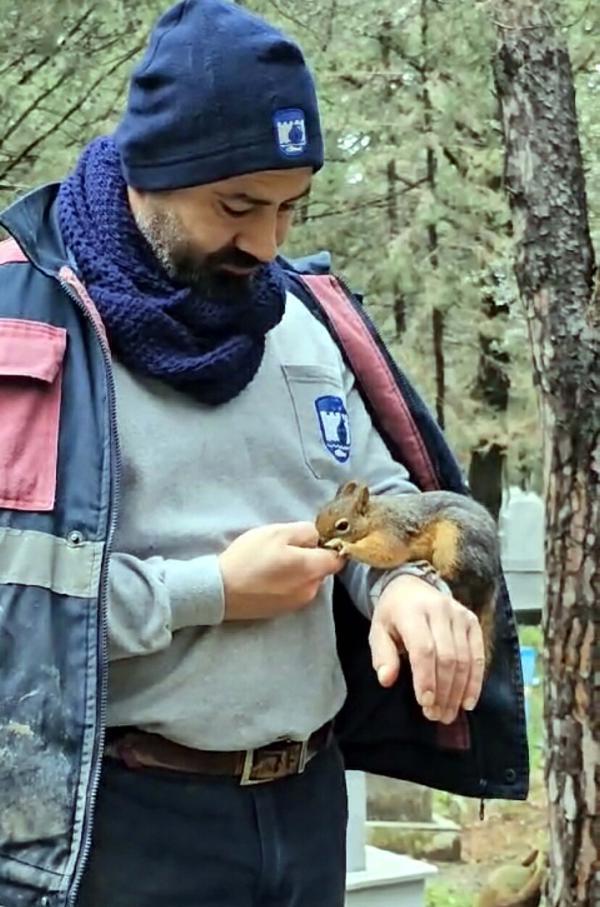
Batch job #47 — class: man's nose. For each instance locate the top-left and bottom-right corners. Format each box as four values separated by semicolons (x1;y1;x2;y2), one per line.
236;216;280;264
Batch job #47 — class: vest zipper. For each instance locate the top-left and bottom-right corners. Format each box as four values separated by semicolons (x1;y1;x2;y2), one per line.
58;273;121;906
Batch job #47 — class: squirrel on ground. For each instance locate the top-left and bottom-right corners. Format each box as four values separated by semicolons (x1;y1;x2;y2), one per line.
315;480;501;666
476;849;546;907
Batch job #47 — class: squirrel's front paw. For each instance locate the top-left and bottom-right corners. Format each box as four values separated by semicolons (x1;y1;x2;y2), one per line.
324;538;348;556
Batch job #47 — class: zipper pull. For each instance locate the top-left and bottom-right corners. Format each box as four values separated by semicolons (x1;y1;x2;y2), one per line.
479;797;486;821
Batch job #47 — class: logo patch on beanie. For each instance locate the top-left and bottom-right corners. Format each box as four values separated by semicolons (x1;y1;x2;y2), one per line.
274;108;307;157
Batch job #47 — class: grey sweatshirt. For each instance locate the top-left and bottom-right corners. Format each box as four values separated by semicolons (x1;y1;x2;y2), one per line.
107;291;424;750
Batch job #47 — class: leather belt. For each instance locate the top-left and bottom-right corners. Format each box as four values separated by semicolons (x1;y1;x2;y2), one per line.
105;722;334;785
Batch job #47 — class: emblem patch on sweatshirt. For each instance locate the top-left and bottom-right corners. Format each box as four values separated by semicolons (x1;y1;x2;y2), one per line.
314;395;351;463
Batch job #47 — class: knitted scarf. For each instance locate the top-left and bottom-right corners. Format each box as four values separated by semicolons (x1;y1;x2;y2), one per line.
58;137;287;405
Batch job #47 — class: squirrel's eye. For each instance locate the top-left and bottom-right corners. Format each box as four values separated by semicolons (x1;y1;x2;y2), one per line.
335;519;350;533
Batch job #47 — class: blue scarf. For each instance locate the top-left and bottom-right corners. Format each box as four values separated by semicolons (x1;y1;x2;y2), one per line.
58;137;287;405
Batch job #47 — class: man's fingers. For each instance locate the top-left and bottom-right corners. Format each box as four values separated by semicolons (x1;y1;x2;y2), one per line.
399;612;437;708
369;620;401;687
274;522;344;577
279;521;321;547
281;522;346;576
372;576;489;723
296;546;345;579
426;607;458;719
439;613;473;723
461;613;486;711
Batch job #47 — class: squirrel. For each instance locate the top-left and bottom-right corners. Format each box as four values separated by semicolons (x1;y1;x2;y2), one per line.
315;480;501;666
476;849;546;907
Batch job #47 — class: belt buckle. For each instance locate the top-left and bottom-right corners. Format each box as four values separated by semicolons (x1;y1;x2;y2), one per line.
297;738;309;774
240;749;264;786
240;739;309;786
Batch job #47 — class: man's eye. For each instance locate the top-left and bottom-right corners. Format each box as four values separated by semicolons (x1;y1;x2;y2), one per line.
221;203;252;218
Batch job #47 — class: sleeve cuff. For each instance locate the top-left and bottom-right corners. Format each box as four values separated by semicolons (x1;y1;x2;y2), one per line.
164;554;225;629
369;561;452;611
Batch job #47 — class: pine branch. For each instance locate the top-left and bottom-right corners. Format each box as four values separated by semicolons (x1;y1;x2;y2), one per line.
88;31;138;56
16;8;95;86
442;145;468;176
0;181;32;192
0;67;76;149
0;43;144;182
304;179;428;221
262;0;322;43
320;0;337;52
0;48;28;79
62;84;130;149
573;48;598;74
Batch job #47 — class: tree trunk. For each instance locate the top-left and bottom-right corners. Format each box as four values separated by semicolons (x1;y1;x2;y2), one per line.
420;0;444;428
469;281;511;520
493;3;600;905
386;158;407;337
431;303;445;429
380;20;406;338
468;443;505;523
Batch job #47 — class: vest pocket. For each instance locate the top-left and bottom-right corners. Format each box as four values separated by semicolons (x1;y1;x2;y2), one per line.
0;319;67;511
282;364;352;480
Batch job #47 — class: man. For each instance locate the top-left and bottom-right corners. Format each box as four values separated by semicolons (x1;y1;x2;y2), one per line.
0;1;527;906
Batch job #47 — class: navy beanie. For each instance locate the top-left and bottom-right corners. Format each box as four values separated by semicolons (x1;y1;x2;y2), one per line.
114;0;324;190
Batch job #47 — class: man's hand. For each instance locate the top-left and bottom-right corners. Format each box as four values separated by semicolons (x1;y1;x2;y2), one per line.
370;573;485;724
219;522;344;620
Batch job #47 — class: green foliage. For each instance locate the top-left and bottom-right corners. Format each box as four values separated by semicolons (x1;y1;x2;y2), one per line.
0;0;158;194
426;880;469;907
235;0;599;485
518;625;543;650
1;0;598;488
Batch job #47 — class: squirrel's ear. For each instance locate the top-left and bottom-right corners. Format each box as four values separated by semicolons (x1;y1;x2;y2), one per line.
356;484;370;514
522;850;539;868
336;480;358;499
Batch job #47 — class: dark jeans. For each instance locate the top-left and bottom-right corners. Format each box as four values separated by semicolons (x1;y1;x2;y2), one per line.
75;742;348;907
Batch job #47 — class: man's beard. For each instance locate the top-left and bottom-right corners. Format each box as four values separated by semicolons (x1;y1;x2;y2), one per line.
133;205;266;302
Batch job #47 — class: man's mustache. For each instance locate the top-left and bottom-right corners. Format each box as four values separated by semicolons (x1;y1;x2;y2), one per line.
205;247;264;272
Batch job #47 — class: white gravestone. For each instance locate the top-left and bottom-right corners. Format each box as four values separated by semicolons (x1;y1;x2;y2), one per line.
345;772;437;906
499;487;545;618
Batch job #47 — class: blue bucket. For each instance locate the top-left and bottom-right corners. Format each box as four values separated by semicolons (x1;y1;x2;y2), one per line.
519;646;537;686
